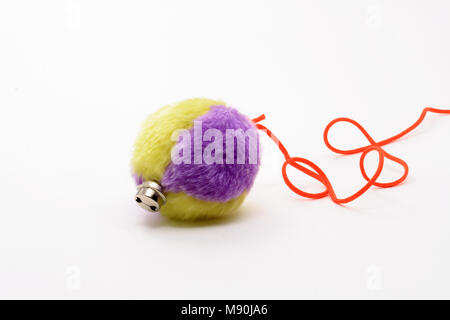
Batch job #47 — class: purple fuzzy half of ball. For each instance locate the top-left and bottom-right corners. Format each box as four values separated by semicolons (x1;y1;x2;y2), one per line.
161;105;260;202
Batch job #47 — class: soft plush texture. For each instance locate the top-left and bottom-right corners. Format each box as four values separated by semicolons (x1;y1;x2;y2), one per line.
162;105;260;202
160;192;247;220
132;98;260;220
132;98;222;182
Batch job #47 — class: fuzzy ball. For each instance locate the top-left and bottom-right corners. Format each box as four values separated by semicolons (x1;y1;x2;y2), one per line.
132;98;260;220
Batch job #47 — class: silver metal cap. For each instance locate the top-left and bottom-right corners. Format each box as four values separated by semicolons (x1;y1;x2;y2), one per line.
135;181;166;213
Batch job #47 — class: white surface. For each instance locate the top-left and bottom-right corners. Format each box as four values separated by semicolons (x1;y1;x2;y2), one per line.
1;0;450;299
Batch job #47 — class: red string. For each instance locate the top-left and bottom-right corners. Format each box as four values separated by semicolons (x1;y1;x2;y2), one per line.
252;107;450;204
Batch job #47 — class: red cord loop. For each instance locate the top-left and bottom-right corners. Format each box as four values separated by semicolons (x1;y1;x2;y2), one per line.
253;107;450;204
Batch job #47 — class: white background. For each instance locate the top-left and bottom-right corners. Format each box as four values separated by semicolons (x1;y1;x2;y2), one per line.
0;0;449;299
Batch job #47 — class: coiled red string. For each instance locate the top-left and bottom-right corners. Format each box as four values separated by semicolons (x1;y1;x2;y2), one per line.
252;107;450;204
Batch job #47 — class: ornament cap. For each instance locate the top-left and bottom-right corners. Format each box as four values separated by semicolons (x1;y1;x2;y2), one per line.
135;181;166;213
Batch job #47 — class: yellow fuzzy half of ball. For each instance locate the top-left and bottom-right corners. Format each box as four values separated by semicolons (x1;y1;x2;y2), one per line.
160;192;247;220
